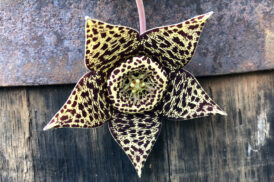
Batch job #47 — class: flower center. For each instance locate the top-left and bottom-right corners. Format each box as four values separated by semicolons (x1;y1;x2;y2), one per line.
107;56;167;114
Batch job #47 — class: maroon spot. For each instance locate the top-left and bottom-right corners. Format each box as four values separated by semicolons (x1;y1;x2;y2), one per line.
124;139;130;144
78;103;84;110
93;42;100;49
94;113;99;119
173;37;185;47
82;110;87;117
92;28;98;34
138;141;144;146
210;100;215;105
188;103;196;109
92;37;98;42
164;103;171;112
68;109;76;115
198;15;204;19
187;87;192;95
113;69;120;75
136;156;140;162
101;44;108;50
65;119;72;123
189;25;199;30
182;110;188;116
60;115;68;121
101;32;106;38
106;25;114;29
87;40;91;44
119;38;126;44
187;42;192;50
163;32;169;36
93;52;100;58
172;46;178;53
81;91;89;98
157;35;166;41
144;130;151;135
113;33;120;38
150;39;158;48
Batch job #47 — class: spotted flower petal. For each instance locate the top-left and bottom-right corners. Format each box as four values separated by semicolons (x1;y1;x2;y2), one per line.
108;112;162;177
43;72;112;130
140;12;213;70
85;17;139;74
161;68;227;119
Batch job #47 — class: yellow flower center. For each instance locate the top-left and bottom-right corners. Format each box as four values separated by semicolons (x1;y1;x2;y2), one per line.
107;56;167;113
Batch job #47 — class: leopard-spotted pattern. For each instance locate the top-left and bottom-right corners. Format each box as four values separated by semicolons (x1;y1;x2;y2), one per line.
107;56;167;113
85;17;139;74
85;12;212;76
108;112;161;177
161;68;227;119
140;12;213;70
44;12;223;177
43;72;112;130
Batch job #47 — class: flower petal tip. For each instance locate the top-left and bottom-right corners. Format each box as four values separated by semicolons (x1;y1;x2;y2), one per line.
85;16;90;20
221;111;228;116
137;170;142;178
217;109;227;116
43;124;51;131
43;120;57;131
205;11;214;19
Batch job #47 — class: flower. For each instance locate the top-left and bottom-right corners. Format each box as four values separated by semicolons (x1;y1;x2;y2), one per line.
43;11;227;177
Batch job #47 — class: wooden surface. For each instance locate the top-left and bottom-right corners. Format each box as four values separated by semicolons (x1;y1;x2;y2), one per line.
0;71;273;182
1;0;273;86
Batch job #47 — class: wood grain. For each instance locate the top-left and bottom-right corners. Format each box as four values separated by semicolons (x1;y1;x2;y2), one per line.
0;71;273;181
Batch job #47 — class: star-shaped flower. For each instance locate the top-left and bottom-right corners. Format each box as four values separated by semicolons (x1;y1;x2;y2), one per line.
43;11;226;177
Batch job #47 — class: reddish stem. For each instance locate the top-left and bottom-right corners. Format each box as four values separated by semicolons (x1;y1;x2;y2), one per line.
136;0;146;34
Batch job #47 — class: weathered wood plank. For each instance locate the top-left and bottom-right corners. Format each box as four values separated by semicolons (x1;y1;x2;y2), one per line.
0;88;34;181
167;71;274;182
0;0;273;86
0;71;273;181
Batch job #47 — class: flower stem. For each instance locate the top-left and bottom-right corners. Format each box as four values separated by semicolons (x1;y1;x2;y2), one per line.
136;0;146;34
